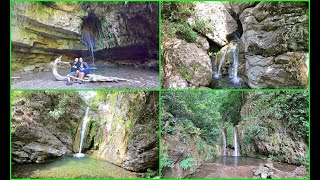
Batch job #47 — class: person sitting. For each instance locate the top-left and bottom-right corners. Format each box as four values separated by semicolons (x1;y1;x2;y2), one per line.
76;57;90;80
60;57;80;85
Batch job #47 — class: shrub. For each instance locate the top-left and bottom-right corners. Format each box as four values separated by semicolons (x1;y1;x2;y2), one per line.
180;157;194;170
161;156;174;168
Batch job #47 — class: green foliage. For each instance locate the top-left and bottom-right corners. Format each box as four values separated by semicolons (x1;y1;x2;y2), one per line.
163;21;197;43
162;3;197;43
49;109;64;120
179;66;192;81
162;2;195;22
164;126;176;134
244;92;309;140
175;23;197;43
180;157;194;171
198;138;206;154
243;125;268;145
161;156;174;168
145;168;157;178
297;153;308;167
195;18;213;34
267;154;277;161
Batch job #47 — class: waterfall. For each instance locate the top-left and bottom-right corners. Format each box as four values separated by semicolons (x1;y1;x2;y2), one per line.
214;49;227;79
233;126;240;156
74;107;90;158
221;129;227;156
230;43;240;84
81;33;97;69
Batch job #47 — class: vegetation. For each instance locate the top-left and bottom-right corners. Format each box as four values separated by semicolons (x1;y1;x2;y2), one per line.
162;2;197;43
180;157;194;170
162;91;309;170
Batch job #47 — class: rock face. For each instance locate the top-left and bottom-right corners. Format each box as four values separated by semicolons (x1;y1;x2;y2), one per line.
161;2;308;89
162;39;213;88
239;2;308;88
187;2;238;46
85;92;158;172
11;92;85;164
11;2;158;71
161;113;217;178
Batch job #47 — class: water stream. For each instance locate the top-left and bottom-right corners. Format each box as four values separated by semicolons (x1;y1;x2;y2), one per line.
214;49;227;79
81;33;97;69
74;107;90;158
230;43;240;84
233;126;240;156
221;129;227;156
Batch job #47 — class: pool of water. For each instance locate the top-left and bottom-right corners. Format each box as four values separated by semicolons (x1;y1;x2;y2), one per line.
210;76;249;89
208;156;298;172
12;155;139;178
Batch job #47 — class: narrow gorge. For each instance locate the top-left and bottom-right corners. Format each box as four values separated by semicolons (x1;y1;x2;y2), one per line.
11;2;159;89
162;2;308;89
161;91;308;178
11;91;159;178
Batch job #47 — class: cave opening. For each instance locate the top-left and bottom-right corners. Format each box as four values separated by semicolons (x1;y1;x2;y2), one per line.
81;12;101;67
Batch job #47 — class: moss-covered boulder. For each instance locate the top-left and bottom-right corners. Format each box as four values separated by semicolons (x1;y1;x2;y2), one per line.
162;39;213;88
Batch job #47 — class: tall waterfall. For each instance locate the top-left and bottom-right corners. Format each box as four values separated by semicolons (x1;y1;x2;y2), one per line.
221;129;227;156
230;43;240;84
233;126;240;156
214;49;227;79
74;107;90;158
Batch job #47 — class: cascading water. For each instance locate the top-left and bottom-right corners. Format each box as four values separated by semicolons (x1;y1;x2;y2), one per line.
221;129;227;156
214;41;242;84
233;126;240;156
74;107;90;158
81;12;101;70
214;49;227;79
81;32;97;69
229;43;241;84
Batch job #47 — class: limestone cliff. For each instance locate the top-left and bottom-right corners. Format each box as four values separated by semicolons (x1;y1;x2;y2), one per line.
12;2;158;71
11;92;85;163
77;92;159;172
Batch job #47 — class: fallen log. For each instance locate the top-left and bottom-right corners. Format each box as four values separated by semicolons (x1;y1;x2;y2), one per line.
51;56;140;83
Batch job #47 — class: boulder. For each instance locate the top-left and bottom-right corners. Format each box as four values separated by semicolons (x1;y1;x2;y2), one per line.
187;2;238;46
162;39;213;88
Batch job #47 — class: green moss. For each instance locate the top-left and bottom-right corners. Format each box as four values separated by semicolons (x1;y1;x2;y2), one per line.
162;21;197;43
195;19;213;34
179;66;192;81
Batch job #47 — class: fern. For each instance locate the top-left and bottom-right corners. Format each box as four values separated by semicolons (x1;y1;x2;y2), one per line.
180;157;194;170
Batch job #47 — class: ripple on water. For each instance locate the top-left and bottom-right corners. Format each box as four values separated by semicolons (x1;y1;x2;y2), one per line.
12;155;138;178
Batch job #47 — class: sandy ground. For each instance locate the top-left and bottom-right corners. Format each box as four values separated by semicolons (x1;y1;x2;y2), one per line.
12;66;159;89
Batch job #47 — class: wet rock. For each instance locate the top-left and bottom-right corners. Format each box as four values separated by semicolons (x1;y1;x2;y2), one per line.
162;39;212;88
11;92;85;164
93;92;159;172
188;2;238;46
